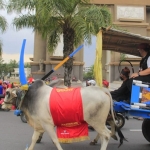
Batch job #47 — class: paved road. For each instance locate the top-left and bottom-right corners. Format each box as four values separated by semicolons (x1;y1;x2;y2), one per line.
0;110;149;150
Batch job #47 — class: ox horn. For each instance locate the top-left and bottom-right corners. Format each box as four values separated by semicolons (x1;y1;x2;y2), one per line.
19;39;28;90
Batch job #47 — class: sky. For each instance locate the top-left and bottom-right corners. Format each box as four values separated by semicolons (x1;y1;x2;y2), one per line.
0;10;96;67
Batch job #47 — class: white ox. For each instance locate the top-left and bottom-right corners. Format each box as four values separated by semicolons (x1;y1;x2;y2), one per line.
2;80;124;150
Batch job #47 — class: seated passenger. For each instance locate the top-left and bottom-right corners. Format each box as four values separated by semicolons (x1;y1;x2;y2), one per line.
110;67;130;103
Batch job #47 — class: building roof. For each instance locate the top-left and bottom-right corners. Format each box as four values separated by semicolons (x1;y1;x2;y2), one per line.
102;28;150;57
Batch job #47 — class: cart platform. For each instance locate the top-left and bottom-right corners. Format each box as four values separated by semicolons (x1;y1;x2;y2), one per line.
114;101;150;118
113;80;150;119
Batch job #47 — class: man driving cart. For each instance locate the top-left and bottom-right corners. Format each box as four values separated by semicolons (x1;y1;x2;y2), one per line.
111;43;150;103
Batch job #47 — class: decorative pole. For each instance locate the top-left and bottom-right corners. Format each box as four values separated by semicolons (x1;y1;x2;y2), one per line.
41;44;83;80
94;30;103;87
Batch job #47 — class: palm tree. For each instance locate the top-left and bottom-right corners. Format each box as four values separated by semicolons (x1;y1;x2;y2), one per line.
0;0;7;55
7;0;112;86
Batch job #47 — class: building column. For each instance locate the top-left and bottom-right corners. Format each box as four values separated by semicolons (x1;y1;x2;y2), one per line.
33;31;46;62
31;32;47;79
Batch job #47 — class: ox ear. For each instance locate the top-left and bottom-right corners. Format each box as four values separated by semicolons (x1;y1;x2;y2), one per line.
11;90;17;97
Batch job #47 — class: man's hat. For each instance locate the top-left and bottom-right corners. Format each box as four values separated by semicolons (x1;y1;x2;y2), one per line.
138;43;150;51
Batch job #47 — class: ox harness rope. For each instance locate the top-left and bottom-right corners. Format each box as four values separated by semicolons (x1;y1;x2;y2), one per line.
13;89;27;116
16;90;27;110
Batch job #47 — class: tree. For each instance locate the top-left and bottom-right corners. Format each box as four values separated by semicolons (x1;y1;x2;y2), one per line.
0;59;30;78
0;58;5;75
83;65;94;80
0;0;7;55
0;58;9;78
7;59;18;73
7;0;112;86
24;62;31;68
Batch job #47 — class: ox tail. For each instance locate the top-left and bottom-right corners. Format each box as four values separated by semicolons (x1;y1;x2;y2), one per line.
101;87;128;147
116;127;128;148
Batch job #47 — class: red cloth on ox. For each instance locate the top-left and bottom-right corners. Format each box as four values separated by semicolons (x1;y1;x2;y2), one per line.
0;99;3;105
49;87;89;143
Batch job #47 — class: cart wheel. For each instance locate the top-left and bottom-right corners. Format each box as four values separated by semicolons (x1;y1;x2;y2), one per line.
20;112;27;123
115;113;125;129
142;119;150;142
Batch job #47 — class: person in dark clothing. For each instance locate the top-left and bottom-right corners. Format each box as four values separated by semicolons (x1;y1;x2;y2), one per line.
127;43;150;90
111;67;131;102
111;43;150;103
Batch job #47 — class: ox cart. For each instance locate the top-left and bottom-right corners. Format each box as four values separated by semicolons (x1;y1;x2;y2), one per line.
5;28;150;150
113;80;150;143
102;28;150;143
18;28;150;145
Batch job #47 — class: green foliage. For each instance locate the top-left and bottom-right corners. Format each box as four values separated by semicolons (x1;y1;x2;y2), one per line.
83;65;94;80
0;0;8;56
0;15;7;32
7;0;37;12
120;53;127;61
0;40;2;56
7;0;112;85
7;59;18;72
0;0;7;31
0;59;31;76
24;62;31;68
0;59;18;76
7;0;112;53
0;58;6;75
37;2;112;53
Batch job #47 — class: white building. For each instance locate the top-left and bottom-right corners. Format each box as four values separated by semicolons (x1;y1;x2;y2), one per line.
83;66;92;73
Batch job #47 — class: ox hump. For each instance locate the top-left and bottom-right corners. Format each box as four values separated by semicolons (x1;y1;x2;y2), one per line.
30;80;45;89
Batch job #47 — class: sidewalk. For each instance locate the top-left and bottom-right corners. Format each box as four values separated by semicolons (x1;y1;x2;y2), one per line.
109;81;122;91
82;80;122;91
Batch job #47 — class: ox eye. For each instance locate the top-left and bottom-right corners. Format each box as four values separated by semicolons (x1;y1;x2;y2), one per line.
6;91;9;95
6;92;10;97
